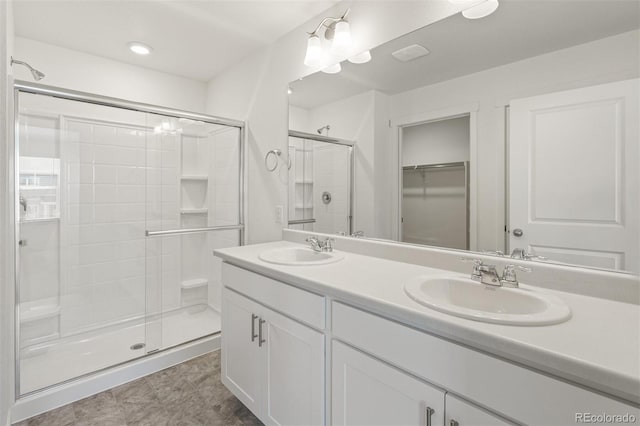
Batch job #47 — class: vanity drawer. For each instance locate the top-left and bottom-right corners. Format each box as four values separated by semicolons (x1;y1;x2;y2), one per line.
332;301;638;425
222;262;325;329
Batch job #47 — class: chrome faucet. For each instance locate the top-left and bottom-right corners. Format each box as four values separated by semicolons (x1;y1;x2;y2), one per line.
306;236;335;252
461;258;531;288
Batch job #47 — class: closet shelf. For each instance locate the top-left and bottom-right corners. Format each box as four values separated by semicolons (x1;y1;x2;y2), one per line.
181;278;208;289
180;208;208;215
181;175;208;181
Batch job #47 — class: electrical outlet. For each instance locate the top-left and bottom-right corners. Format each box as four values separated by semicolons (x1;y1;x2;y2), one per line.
275;205;284;224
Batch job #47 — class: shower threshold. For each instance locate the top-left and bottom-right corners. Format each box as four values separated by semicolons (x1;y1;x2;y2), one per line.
19;304;221;395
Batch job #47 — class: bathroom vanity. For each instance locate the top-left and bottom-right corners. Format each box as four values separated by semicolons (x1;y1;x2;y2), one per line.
214;231;640;426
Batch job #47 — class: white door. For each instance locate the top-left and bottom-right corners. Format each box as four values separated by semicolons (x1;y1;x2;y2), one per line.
221;288;262;416
509;79;639;272
332;341;444;426
445;394;513;426
262;307;325;426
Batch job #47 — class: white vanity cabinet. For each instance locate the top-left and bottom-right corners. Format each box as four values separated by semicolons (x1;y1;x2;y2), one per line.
221;264;325;426
332;341;445;426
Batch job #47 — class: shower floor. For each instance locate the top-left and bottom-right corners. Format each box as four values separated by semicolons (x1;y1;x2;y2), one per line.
20;305;221;395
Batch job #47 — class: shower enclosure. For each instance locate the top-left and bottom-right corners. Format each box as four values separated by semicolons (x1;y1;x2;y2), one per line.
13;82;244;396
287;131;353;235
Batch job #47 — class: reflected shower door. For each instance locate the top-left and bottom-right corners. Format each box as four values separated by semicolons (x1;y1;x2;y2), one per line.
288;136;352;235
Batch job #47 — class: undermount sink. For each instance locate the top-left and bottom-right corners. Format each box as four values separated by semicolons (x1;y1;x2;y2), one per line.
259;247;345;266
404;275;571;326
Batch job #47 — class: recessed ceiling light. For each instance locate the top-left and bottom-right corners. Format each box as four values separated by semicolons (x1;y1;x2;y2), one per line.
391;44;430;62
128;42;152;55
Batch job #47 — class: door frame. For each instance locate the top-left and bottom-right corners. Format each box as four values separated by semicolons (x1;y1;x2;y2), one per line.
390;103;479;250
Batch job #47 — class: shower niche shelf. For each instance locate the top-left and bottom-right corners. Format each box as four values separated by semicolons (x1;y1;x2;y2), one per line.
181;278;208;290
180;208;209;215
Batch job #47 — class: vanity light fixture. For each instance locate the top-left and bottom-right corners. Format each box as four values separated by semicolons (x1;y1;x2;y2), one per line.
348;50;372;64
462;0;499;19
128;41;153;55
304;9;352;67
448;0;500;19
321;63;342;74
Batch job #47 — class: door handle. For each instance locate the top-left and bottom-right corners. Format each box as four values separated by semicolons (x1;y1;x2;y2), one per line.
450;420;459;426
251;314;258;342
425;407;435;426
512;228;524;237
258;318;266;347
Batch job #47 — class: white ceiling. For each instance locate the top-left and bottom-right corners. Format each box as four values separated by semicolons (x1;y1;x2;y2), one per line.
289;0;640;109
13;0;340;82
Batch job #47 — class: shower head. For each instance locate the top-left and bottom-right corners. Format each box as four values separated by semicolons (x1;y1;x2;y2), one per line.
10;57;46;81
317;125;330;135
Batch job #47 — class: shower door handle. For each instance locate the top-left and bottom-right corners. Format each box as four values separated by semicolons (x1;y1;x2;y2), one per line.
251;314;258;342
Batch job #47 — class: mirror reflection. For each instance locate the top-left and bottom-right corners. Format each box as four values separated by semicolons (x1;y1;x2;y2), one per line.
288;0;639;274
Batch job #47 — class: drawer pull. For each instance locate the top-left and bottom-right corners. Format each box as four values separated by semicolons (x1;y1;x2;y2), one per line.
426;407;435;426
251;314;258;342
259;318;266;347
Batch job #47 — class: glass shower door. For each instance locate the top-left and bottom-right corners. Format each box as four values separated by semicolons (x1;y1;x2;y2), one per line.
16;92;151;394
144;113;242;352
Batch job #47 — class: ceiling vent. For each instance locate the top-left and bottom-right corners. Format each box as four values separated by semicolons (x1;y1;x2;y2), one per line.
391;44;430;62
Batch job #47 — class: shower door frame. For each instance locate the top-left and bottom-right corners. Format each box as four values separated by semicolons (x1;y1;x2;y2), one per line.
12;80;246;398
287;130;355;235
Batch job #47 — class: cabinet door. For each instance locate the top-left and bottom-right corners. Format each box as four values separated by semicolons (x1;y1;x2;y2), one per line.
332;341;444;426
262;307;325;426
221;288;262;415
445;394;514;426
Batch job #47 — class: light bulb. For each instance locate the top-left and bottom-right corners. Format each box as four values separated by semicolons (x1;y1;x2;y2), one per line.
128;42;152;55
304;35;323;67
321;63;342;74
330;20;352;55
462;0;499;19
348;50;371;64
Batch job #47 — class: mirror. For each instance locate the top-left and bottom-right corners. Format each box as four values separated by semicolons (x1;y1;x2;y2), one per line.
288;0;639;274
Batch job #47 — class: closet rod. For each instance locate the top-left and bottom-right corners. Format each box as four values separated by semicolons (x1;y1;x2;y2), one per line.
402;161;467;171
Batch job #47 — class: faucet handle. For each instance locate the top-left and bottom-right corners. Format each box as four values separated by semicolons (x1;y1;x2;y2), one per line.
501;264;531;287
322;237;335;252
460;258;483;279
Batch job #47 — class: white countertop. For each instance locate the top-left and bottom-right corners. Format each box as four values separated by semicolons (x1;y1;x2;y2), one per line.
214;240;640;405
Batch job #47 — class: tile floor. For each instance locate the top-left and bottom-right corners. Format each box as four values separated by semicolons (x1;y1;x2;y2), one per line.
15;351;262;426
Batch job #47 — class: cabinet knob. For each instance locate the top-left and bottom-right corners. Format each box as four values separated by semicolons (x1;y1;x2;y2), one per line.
425;407;435;426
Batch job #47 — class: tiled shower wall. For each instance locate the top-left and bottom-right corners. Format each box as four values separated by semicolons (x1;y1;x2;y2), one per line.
61;117;179;334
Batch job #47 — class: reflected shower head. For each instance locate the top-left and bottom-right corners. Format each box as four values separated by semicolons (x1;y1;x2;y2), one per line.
317;125;330;135
10;57;46;81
